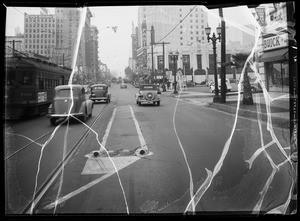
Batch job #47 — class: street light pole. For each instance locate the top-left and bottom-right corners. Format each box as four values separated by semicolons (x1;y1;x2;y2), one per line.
219;8;227;103
205;25;221;103
151;25;155;83
170;52;179;94
155;41;170;92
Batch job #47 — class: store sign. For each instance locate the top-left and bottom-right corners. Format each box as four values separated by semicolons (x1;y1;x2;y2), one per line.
263;33;288;51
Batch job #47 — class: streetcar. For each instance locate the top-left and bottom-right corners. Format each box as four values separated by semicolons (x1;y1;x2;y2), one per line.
4;55;72;120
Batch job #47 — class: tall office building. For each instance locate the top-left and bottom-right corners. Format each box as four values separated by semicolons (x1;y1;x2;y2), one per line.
91;25;100;81
137;6;210;82
24;13;56;59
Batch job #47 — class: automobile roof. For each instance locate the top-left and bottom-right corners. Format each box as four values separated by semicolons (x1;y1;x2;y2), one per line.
54;84;83;92
91;84;107;88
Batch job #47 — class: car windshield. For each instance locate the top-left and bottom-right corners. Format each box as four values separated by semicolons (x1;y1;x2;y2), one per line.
4;2;296;216
92;86;105;90
140;85;157;90
56;89;78;98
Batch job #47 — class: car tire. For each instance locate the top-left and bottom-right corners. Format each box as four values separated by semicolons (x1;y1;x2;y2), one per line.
157;101;160;106
136;100;138;104
138;101;141;106
50;118;56;126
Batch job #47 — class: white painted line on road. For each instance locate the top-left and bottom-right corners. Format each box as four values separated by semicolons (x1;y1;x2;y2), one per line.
43;105;153;211
99;107;117;151
44;156;141;210
128;105;149;152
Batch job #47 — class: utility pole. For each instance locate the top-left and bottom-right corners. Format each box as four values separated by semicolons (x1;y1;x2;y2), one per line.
219;8;227;103
155;41;170;92
6;40;22;56
151;25;155;83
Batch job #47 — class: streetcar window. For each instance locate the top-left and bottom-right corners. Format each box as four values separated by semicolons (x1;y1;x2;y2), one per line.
7;70;17;86
39;79;44;89
20;71;34;85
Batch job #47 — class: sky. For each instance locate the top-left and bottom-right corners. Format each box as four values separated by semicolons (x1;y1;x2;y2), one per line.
5;5;256;77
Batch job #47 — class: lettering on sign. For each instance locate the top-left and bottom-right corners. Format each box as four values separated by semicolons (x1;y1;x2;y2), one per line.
38;92;47;103
263;33;288;51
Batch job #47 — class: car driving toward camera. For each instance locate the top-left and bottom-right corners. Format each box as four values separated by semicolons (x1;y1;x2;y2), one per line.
135;84;161;106
89;84;111;103
47;84;93;125
120;82;127;89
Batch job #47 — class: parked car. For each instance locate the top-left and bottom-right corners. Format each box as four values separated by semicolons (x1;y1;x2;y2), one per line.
89;84;111;103
120;82;127;89
47;84;93;125
210;78;232;93
186;81;195;87
135;84;161;106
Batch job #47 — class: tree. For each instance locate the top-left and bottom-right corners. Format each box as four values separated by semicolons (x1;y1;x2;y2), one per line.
232;53;254;105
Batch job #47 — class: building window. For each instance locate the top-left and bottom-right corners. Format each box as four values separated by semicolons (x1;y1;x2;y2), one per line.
196;19;198;23
181;43;183;46
191;37;193;40
180;37;183;40
180;14;182;17
180;31;183;34
180;26;182;29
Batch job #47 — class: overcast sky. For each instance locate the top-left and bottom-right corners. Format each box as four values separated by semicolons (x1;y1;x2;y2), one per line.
5;5;256;77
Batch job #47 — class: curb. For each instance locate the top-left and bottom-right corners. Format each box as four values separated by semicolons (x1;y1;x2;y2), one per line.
206;102;290;129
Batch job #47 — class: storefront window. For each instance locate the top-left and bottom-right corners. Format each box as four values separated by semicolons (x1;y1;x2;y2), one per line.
268;61;289;93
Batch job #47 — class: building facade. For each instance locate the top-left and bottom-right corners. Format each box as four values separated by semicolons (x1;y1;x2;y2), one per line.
22;8;98;84
91;26;100;82
256;2;290;93
24;14;56;59
137;6;210;83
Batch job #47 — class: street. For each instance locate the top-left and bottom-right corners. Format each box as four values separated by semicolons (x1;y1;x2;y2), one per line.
5;83;293;214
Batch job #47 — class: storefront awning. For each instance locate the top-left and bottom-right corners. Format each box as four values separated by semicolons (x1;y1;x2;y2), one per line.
257;48;289;63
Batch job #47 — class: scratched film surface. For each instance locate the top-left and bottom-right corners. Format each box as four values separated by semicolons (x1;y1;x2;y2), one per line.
4;2;297;215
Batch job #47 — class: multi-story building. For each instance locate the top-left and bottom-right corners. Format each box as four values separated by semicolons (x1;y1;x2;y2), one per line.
137;6;210;83
23;8;97;84
91;25;99;82
24;14;56;59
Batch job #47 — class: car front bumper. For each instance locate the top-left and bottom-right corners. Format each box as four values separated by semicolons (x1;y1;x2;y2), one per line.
89;97;108;101
47;112;84;119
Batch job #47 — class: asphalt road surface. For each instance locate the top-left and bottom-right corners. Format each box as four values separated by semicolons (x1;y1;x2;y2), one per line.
5;83;293;215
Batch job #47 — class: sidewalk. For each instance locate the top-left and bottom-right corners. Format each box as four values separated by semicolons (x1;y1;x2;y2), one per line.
161;88;290;129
